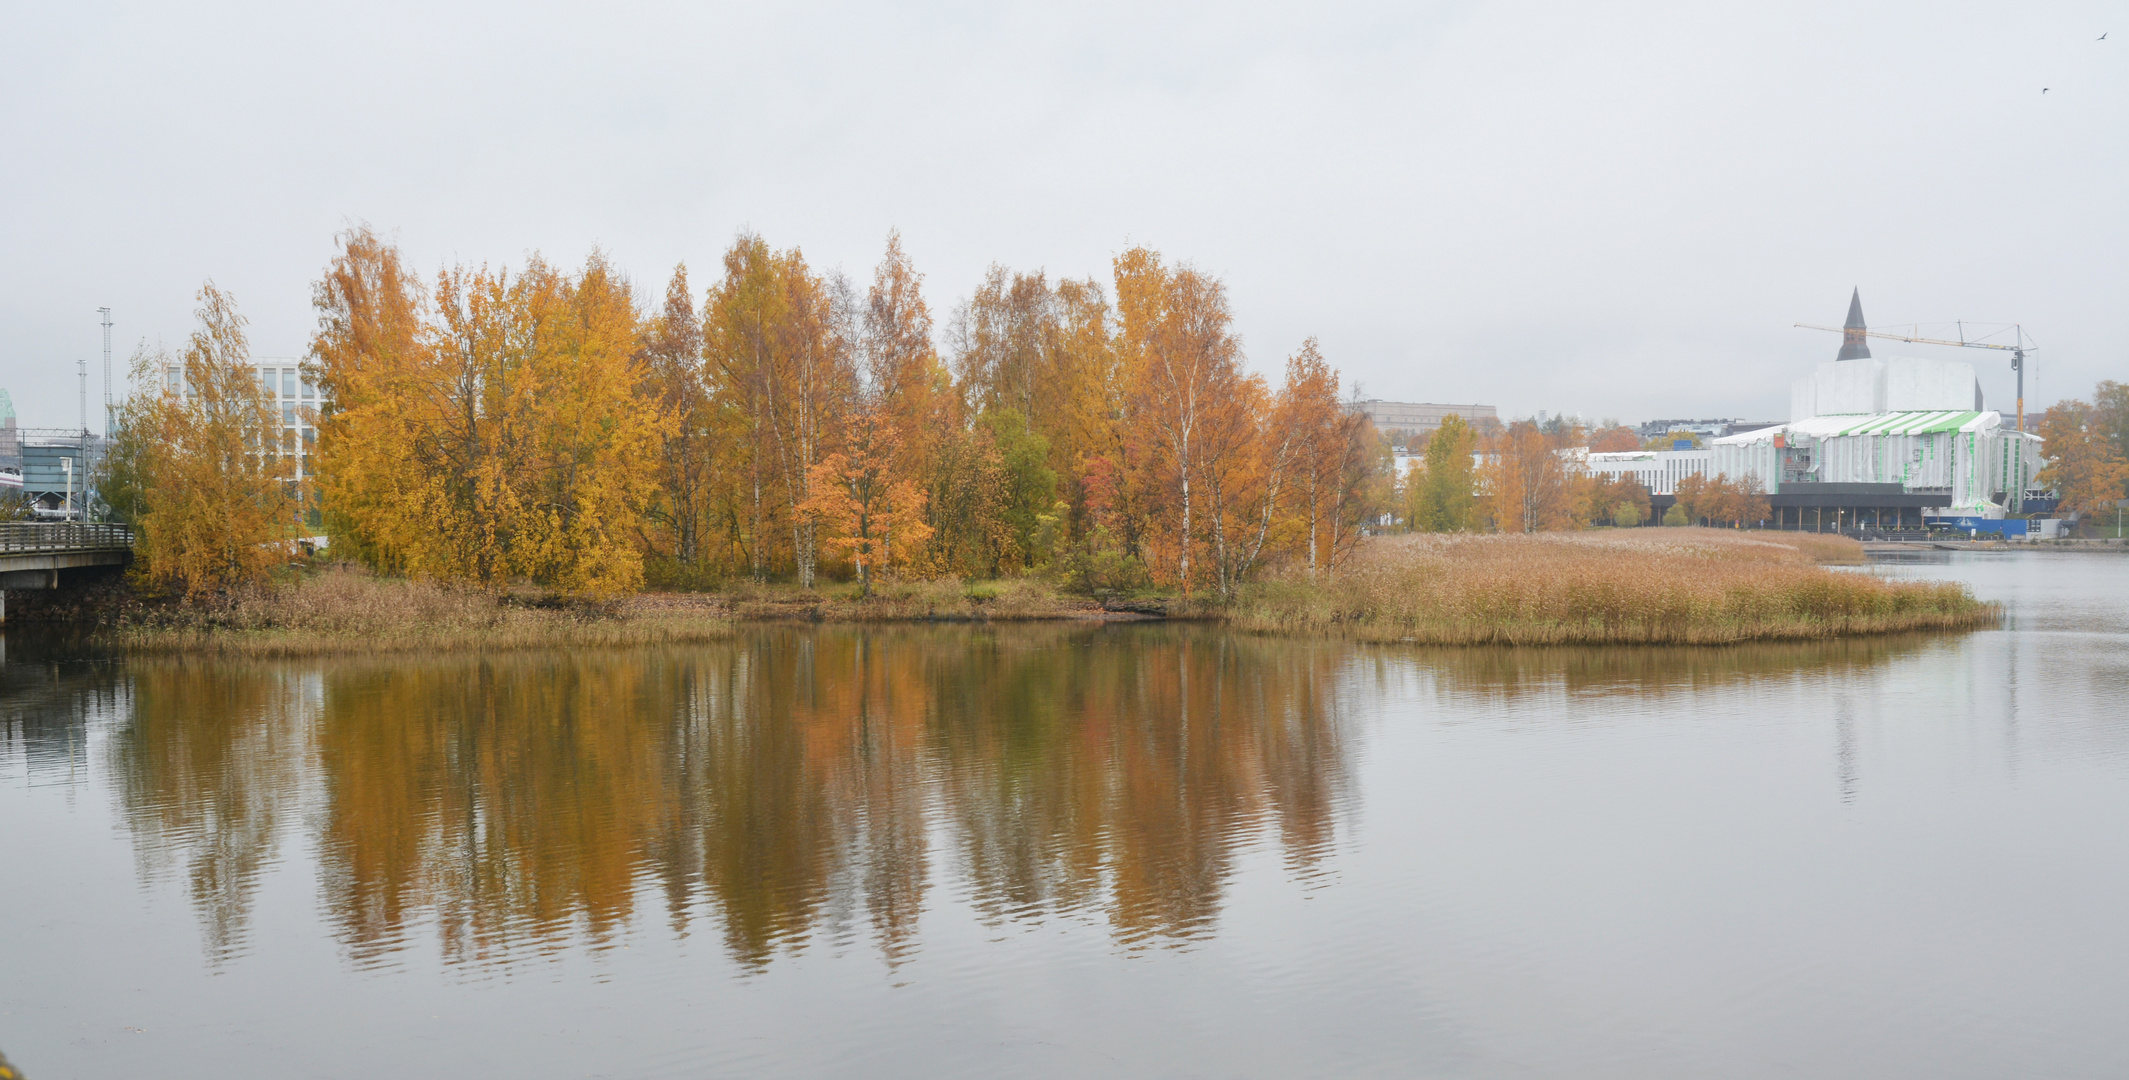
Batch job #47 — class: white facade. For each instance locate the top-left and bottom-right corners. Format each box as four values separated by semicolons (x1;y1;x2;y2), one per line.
1789;355;1981;419
164;359;320;482
1585;449;1711;495
1691;355;2049;518
1713;410;2042;517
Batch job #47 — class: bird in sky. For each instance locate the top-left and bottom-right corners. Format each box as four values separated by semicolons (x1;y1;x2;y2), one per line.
2101;32;2109;40
2042;87;2050;93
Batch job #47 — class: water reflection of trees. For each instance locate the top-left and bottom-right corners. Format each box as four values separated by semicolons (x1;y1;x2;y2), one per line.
107;660;313;963
934;629;1352;944
1396;634;1935;701
106;625;1356;971
89;626;1939;971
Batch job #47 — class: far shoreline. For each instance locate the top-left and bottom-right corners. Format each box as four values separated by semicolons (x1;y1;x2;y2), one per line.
16;528;2007;659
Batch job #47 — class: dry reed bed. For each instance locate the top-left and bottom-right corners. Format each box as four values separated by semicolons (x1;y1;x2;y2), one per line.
1229;529;1993;645
102;529;1983;656
802;577;1106;621
104;568;1107;656
108;566;734;658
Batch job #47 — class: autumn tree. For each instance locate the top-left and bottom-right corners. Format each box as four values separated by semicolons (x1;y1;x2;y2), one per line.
703;234;857;586
979;409;1061;571
1672;473;1765;528
2039;391;2129;524
2095;381;2129;461
922;420;1009;577
300;225;1429;595
952;265;1057;430
310;237;660;595
116;283;297;598
1106;246;1168;571
803;403;932;597
1713;474;1769;527
1411;414;1478;532
1123;251;1248;595
1587;424;1641;452
859;231;978;578
864;232;951;532
1198;370;1282;598
309;225;426;572
1673;473;1713;526
1484;420;1577;532
1280;338;1343;576
1047;277;1124;514
638;263;719;580
950;261;1129;572
1587;472;1651;527
1324;412;1390;573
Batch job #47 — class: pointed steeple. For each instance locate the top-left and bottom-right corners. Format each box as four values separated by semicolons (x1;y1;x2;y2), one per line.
1836;287;1871;361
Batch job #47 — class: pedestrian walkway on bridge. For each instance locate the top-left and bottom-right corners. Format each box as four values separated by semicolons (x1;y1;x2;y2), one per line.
0;522;133;622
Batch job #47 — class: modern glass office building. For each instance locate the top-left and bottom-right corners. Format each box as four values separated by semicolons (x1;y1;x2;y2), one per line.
162;359;320;483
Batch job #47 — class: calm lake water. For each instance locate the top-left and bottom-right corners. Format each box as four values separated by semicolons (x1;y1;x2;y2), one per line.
3;551;2125;1079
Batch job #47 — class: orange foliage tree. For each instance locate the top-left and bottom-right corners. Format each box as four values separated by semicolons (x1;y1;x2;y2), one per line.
702;234;856;587
311;230;660;595
116;283;297;598
1674;473;1769;528
1587;424;1641;452
638;263;719;579
2039;388;2129;523
1483;421;1580;532
803;403;932;597
289;227;1410;600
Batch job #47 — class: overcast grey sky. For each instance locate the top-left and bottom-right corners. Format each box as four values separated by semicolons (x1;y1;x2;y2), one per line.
3;1;2123;431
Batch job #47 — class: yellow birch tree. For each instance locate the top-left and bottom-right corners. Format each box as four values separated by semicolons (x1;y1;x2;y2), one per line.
124;283;296;598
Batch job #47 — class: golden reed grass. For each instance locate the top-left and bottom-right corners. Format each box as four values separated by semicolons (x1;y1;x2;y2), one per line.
109;565;734;658
105;566;1104;656
1227;528;1995;645
103;529;1986;656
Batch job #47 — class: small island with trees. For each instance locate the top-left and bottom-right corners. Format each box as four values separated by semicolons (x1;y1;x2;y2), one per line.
61;227;2017;655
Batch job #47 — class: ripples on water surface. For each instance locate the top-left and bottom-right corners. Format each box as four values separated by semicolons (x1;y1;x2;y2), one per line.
3;551;2126;1078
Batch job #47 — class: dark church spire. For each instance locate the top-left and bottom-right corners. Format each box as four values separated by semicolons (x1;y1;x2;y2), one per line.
1836;288;1871;361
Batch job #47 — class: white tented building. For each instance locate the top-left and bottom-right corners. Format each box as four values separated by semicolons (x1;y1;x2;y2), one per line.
1710;354;2043;522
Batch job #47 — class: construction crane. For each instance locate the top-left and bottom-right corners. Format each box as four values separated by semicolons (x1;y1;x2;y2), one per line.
1794;320;2036;434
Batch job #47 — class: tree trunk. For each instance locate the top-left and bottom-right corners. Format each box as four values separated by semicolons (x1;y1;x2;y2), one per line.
1178;458;1191;597
1307;473;1319;579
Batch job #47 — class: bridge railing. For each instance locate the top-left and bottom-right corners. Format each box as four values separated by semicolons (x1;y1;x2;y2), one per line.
0;522;136;554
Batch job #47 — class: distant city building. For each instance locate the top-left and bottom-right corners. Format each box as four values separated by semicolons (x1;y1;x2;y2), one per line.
1709;292;2044;527
0;386;101;518
0;388;16;469
8;429;100;519
164;358;321;484
1634;418;1781;440
1585;449;1712;496
1351;400;1498;444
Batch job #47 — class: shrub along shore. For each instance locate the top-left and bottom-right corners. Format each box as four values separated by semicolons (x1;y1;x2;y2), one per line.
81;529;1993;658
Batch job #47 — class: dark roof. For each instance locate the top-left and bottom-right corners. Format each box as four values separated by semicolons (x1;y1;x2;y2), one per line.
1836;287;1872;361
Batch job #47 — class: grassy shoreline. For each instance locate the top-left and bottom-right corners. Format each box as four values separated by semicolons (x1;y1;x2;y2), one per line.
75;529;1995;657
1226;530;1996;645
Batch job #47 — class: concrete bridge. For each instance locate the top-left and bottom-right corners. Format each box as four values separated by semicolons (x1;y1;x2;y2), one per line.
0;522;133;621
